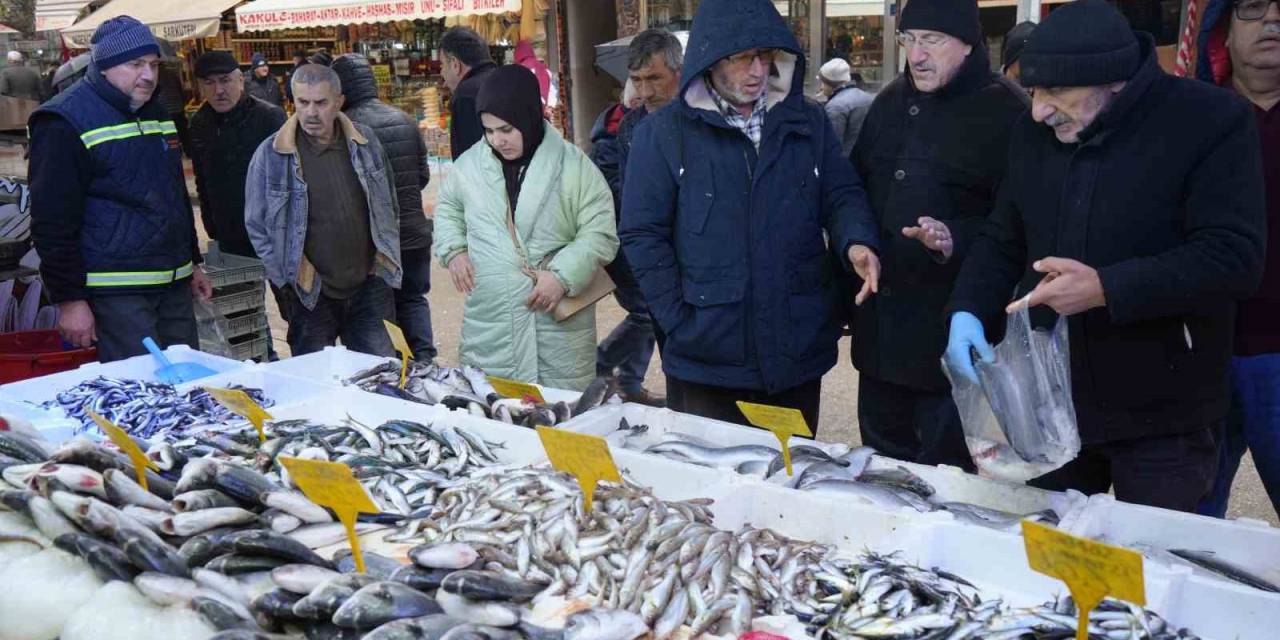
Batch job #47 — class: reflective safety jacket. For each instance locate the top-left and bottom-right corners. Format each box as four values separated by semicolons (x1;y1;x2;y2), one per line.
29;63;199;302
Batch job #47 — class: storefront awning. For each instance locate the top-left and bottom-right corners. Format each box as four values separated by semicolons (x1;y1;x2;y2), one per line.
0;25;19;35
235;0;520;32
36;0;100;32
61;0;242;48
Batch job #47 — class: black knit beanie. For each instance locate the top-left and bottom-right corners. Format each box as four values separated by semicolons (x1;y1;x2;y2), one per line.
1019;0;1140;88
899;0;981;47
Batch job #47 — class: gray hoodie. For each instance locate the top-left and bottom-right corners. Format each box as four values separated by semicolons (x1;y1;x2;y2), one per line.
824;83;874;156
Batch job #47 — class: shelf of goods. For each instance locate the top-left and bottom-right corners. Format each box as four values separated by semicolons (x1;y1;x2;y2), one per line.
0;345;1275;639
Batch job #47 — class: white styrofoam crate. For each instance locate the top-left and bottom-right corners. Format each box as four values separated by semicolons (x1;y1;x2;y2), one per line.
1161;571;1280;640
1069;494;1280;594
177;365;335;413
0;344;246;406
0;395;82;445
259;346;389;387
558;402;844;453
863;457;1086;523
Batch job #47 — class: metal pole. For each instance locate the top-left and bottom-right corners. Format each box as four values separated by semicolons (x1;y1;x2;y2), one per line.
883;0;897;86
810;0;824;94
1016;0;1042;23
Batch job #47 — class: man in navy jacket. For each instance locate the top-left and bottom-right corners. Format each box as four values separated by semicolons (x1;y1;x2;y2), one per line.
620;0;880;431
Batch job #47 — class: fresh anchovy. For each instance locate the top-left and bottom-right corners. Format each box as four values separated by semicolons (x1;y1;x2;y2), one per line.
43;376;274;441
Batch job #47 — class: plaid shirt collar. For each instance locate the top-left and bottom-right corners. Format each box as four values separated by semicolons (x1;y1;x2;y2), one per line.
706;77;766;149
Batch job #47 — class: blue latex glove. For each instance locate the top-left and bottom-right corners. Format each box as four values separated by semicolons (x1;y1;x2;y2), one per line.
946;312;995;384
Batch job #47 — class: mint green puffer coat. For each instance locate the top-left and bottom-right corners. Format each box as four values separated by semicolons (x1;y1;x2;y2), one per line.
433;123;618;391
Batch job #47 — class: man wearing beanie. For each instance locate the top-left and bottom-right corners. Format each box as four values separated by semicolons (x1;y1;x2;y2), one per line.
28;16;212;362
245;53;284;108
849;0;1026;469
621;0;879;430
817;58;873;155
945;0;1266;511
1194;0;1280;520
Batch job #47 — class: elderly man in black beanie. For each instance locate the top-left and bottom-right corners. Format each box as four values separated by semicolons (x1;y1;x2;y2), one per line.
848;0;1026;469
945;0;1266;511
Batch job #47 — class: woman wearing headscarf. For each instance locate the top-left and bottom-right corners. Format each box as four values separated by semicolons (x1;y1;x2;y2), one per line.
433;65;618;391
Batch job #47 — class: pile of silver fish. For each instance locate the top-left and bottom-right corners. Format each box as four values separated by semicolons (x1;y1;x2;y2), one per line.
43;376;274;441
150;416;507;520
346;361;617;427
611;421;1062;534
810;553;1200;640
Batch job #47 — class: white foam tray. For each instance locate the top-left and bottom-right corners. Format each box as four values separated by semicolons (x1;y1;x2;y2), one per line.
261;345;583;406
177;365;335;412
0;345;246;406
558;402;845;454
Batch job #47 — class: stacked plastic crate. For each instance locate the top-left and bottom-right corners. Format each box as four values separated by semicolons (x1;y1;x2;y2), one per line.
201;244;271;362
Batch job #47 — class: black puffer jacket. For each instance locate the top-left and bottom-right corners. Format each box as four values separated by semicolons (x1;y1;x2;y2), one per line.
850;45;1027;391
188;95;287;257
333;54;432;251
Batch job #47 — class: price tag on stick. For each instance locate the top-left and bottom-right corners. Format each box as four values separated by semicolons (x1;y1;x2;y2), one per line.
383;320;413;389
279;457;380;573
204;386;273;443
736;401;813;476
488;375;546;404
1022;521;1145;640
87;409;158;491
536;427;620;513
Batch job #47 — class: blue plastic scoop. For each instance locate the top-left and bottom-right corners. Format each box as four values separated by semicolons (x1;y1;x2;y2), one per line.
143;337;218;383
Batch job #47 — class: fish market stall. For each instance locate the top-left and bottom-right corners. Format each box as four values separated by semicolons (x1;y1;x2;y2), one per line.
1;351;1279;639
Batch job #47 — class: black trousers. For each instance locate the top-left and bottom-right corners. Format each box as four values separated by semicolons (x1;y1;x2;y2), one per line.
857;374;974;470
89;281;197;363
666;376;822;437
1031;427;1219;513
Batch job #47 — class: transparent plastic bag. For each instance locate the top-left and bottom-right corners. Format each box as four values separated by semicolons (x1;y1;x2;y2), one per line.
943;303;1081;482
194;298;236;359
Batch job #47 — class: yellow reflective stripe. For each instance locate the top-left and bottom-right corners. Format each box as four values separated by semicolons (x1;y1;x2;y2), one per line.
85;262;195;287
80;120;179;149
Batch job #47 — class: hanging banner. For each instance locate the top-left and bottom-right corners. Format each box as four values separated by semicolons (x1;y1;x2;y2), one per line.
237;0;520;32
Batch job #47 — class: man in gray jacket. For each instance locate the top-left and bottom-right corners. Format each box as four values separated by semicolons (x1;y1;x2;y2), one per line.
819;58;874;156
245;64;402;357
1;51;45;101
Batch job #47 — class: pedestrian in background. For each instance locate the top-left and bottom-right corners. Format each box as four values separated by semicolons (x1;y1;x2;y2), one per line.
817;58;874;156
850;0;1026;469
434;65;618;391
1001;21;1036;87
333;53;438;362
621;0;880;430
246;64;402;357
29;16;212;362
592;29;685;407
1195;0;1280;519
945;0;1265;512
441;27;497;160
1;51;45;101
245;53;284;108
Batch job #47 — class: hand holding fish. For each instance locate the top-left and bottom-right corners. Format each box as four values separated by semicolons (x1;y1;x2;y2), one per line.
448;252;476;294
848;244;881;306
1008;256;1106;316
57;300;96;348
902;216;953;261
525;270;566;313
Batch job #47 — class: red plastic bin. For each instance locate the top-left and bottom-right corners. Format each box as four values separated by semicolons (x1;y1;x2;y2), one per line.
0;330;98;383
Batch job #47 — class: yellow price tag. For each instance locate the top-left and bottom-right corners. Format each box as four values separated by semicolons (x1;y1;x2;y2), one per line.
736;401;813;476
1023;520;1145;640
279;457;380;573
204;386;273;443
383;320;413;389
488;375;546;404
86;409;158;491
536;427;620;513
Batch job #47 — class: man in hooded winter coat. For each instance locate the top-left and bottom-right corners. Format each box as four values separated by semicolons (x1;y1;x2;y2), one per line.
333;54;437;362
620;0;880;430
1194;0;1280;519
945;0;1265;511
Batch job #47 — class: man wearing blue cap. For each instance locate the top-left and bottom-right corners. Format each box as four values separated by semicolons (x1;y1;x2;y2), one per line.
245;53;284;108
28;16;212;362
